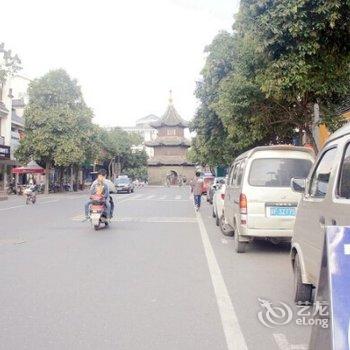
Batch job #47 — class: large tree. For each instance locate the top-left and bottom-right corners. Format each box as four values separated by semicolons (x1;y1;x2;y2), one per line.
16;69;94;193
237;0;350;150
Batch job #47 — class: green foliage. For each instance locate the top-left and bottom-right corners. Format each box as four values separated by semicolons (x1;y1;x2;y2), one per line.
191;0;350;164
16;69;94;167
0;43;22;84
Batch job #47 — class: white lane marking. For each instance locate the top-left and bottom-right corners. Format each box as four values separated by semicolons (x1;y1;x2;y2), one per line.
0;204;25;211
146;195;155;199
71;216;197;223
131;194;143;199
40;199;60;204
273;334;308;350
196;211;248;350
175;195;182;200
130;199;189;202
159;195;166;200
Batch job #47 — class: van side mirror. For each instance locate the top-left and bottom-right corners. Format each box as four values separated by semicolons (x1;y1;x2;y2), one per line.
291;178;306;193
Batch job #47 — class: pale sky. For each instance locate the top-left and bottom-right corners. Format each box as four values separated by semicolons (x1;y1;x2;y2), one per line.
1;0;239;127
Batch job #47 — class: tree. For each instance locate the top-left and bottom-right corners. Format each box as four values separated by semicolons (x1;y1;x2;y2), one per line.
0;43;21;103
16;69;94;193
237;0;350;151
190;32;238;166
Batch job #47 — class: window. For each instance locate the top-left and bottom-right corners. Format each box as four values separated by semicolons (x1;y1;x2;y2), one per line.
310;148;337;198
249;158;312;187
338;143;350;199
166;129;176;136
230;163;239;186
237;160;246;186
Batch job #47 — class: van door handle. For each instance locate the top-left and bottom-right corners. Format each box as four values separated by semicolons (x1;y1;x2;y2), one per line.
319;216;325;226
331;219;337;226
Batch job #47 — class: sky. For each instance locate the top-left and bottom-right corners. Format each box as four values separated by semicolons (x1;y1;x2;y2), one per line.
1;0;240;127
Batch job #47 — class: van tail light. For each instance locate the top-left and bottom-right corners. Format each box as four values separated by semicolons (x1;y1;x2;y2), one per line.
221;193;225;200
240;193;247;225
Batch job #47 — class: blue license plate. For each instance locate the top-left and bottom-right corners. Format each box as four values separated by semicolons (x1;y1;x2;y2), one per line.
269;207;296;217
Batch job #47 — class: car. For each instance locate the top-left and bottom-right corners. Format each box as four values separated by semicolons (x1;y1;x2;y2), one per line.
115;177;134;193
223;145;315;253
290;123;350;303
212;182;233;236
201;173;215;195
207;177;225;204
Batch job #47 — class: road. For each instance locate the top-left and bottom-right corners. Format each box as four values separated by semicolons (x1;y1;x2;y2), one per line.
0;186;312;350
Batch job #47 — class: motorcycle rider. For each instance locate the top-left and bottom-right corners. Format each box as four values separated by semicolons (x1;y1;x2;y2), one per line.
84;169;111;221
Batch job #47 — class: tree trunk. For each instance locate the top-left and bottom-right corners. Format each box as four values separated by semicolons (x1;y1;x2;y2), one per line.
45;161;50;194
70;165;74;192
305;126;319;154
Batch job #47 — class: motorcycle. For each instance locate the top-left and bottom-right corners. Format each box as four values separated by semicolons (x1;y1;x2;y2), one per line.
88;194;114;230
24;185;37;205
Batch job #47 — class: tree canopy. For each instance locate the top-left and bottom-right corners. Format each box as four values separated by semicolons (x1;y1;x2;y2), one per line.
191;0;350;165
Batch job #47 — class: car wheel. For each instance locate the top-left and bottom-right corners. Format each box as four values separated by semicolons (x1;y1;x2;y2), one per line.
234;226;247;253
219;215;234;236
293;254;313;304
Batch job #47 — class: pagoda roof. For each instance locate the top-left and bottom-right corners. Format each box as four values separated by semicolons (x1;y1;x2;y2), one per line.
150;93;189;128
145;136;191;147
147;156;193;166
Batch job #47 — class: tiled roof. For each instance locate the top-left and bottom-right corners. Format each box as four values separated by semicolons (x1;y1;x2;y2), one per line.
150;103;189;128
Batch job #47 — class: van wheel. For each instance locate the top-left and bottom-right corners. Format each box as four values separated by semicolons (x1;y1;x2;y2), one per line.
219;215;234;236
293;254;312;304
234;229;247;253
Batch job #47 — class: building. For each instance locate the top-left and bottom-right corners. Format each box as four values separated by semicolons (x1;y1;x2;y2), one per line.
145;96;194;185
0;74;30;198
122;114;159;157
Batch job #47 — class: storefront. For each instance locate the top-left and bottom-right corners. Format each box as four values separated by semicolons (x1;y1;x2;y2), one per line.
0;145;17;199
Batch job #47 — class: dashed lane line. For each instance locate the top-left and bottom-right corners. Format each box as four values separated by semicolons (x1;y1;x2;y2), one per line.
196;211;248;350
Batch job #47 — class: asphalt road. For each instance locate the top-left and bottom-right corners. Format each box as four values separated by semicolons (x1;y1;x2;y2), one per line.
0;186;312;350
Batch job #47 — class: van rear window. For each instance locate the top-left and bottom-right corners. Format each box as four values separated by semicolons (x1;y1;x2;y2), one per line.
249;158;312;187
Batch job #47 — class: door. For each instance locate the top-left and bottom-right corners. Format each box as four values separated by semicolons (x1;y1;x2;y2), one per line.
224;162;238;227
294;146;339;284
332;139;350;226
232;160;246;227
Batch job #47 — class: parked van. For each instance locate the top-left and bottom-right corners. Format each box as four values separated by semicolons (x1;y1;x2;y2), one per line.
223;145;314;253
291;123;350;303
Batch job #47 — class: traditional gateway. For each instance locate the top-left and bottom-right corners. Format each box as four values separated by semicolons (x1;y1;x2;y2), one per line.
145;95;195;185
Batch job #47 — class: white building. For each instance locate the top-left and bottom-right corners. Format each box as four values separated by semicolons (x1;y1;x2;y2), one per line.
122;114;160;157
0;73;30;193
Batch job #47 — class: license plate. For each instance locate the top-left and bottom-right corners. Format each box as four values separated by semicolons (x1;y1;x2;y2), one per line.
269;207;296;217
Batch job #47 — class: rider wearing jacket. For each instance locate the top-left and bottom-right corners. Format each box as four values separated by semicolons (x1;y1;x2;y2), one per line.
84;169;111;220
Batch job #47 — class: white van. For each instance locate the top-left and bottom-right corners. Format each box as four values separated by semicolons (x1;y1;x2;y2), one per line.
223;146;315;253
291;123;350;303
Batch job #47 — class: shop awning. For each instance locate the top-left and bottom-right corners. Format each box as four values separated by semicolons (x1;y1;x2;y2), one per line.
11;160;45;174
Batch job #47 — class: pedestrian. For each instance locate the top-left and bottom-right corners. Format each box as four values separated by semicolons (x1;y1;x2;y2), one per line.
190;171;203;211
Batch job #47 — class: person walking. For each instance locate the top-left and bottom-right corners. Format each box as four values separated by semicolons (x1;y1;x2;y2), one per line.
190;172;203;211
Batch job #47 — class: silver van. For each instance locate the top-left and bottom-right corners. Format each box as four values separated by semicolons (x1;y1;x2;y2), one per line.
223;146;314;253
291;123;350;303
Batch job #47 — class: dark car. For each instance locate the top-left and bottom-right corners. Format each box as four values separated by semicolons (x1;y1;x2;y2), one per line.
115;177;134;193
